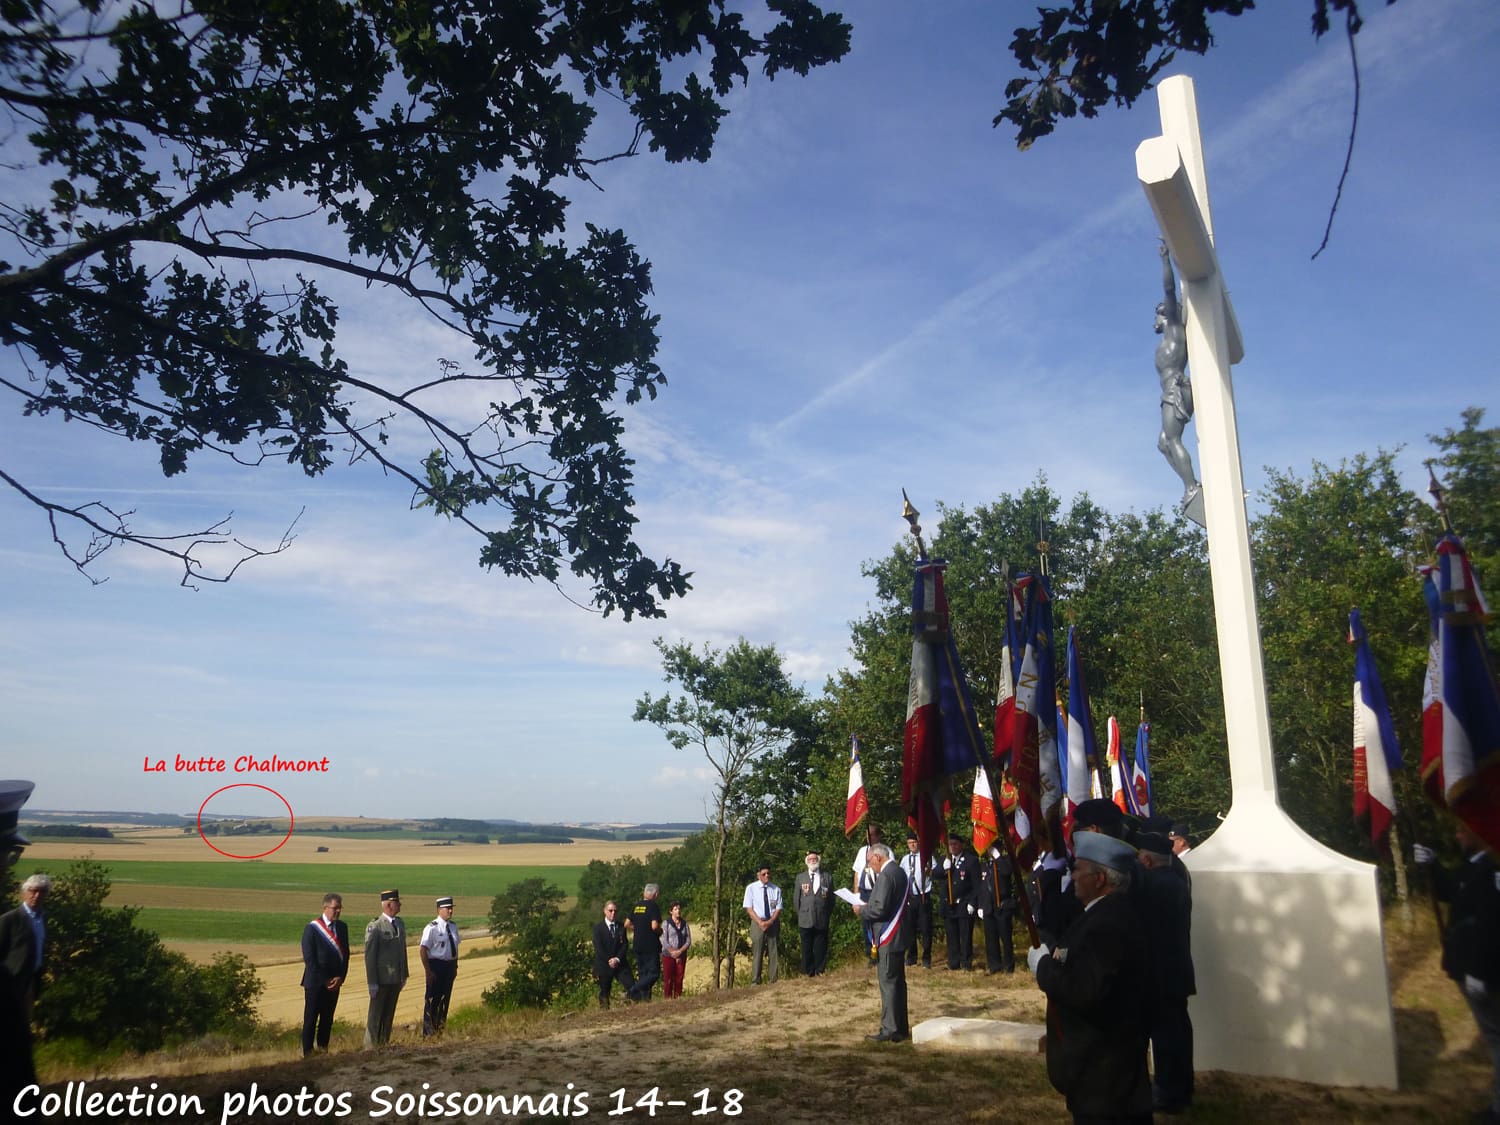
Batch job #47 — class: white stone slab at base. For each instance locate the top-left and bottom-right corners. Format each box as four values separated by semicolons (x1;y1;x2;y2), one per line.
1187;796;1398;1088
911;1016;1045;1053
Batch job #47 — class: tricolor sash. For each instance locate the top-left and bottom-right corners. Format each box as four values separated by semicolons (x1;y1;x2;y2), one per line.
874;892;908;949
311;916;343;955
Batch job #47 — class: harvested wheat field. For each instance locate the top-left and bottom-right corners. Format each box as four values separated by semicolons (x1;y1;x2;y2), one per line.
23;829;683;866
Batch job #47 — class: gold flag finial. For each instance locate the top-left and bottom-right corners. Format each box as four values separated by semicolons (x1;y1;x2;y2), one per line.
901;489;927;559
1425;460;1454;533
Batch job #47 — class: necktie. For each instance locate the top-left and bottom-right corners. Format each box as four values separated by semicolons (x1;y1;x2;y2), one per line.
447;922;457;953
762;885;770;918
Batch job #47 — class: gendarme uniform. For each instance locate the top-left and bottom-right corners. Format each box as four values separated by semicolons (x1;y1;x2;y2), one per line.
420;896;460;1037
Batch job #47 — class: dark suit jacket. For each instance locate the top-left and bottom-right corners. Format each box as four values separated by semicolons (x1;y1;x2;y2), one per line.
300;917;350;990
1140;864;1195;1001
939;850;978;916
1435;849;1500;987
1036;891;1152;1118
592;919;630;978
978;853;1016;911
861;862;912;954
0;907;40;999
792;871;835;930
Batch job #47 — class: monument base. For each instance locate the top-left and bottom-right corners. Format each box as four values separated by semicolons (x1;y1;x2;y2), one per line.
911;1016;1045;1053
1186;796;1397;1088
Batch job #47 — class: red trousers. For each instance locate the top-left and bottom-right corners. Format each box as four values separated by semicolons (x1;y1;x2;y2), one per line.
661;953;686;998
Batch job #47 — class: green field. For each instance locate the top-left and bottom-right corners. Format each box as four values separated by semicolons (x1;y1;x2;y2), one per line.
134;908;320;945
92;861;584;946
98;860;585;897
133;907;498;944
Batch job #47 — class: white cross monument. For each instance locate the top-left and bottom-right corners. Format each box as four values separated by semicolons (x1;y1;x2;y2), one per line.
1136;75;1397;1088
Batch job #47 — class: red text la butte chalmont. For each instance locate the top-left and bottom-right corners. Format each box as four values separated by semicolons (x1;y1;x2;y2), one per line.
142;754;331;773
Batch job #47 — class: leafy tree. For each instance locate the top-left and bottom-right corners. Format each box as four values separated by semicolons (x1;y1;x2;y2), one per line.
34;860;262;1049
1252;453;1437;855
999;1;1388;148
633;637;815;987
1065;508;1225;834
486;876;566;946
0;0;849;614
482;875;591;1011
1428;406;1499;582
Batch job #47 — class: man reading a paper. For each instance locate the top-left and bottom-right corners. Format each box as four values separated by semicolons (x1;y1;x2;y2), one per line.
850;843;912;1042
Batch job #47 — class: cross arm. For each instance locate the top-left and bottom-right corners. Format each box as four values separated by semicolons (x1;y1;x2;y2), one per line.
1136;136;1244;364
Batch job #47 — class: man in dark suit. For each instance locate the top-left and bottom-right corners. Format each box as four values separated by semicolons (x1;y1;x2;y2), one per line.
1137;832;1196;1114
0;871;49;1023
977;844;1016;974
792;851;834;976
852;843;911;1042
591;901;634;1008
300;891;350;1056
1032;831;1152;1124
1;782;39;1110
939;832;978;970
1418;823;1500;1125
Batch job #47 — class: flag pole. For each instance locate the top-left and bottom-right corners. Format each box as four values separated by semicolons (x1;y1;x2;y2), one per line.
902;494;1040;948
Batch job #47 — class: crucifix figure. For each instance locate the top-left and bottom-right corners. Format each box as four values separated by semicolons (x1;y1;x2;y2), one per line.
1154;241;1203;525
1135;74;1395;1091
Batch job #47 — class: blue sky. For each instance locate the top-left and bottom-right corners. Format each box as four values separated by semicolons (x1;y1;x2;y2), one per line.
2;0;1496;825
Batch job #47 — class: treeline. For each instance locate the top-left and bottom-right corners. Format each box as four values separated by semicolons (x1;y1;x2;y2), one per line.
480;408;1497;1009
24;824;113;838
192;821;281;836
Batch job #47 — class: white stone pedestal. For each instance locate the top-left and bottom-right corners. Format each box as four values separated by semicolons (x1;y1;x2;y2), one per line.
1187;797;1397;1087
911;1016;1045;1053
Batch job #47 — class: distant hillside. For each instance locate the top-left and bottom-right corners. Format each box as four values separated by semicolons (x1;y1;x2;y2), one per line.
23;810;704;840
22;810;194;828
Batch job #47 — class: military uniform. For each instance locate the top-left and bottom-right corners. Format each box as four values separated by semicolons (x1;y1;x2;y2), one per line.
363;889;409;1047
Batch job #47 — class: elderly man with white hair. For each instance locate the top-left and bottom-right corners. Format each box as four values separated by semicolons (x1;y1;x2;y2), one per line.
1030;832;1152;1124
1;872;51;1024
851;842;912;1043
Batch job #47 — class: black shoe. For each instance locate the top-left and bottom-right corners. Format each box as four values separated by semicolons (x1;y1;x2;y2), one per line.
867;1031;908;1043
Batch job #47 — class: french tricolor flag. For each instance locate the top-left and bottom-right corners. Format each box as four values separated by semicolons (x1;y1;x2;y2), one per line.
902;558;987;867
1064;627;1097;809
1419;534;1500;854
1130;722;1153;818
845;735;870;836
1350;608;1401;855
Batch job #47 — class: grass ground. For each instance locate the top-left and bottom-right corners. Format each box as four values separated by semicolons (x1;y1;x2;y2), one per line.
28;900;1495;1125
